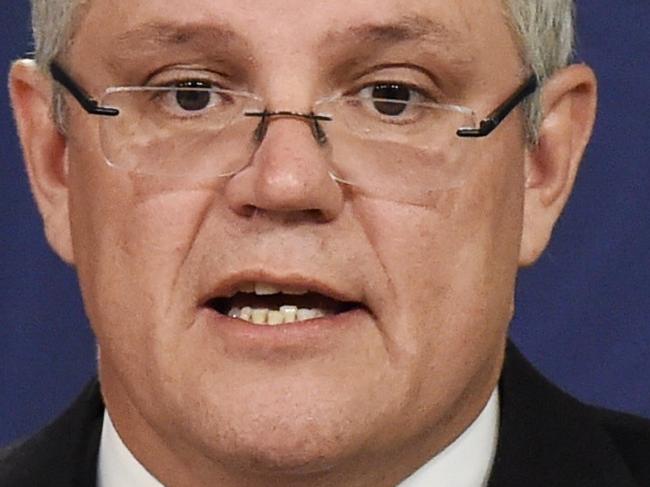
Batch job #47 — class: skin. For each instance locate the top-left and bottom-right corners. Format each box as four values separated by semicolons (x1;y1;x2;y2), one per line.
10;0;597;485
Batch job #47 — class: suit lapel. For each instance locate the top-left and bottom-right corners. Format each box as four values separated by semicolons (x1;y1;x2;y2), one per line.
487;342;638;487
0;379;103;487
68;379;104;487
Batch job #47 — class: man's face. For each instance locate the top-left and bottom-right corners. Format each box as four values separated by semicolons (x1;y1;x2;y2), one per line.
64;0;526;478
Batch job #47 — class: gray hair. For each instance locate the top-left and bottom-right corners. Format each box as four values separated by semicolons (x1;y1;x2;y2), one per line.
30;0;576;143
503;0;576;143
31;0;83;68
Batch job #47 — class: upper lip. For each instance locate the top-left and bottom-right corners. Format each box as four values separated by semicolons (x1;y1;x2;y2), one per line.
199;271;365;307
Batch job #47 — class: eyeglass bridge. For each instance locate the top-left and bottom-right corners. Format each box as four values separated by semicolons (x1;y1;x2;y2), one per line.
244;110;332;145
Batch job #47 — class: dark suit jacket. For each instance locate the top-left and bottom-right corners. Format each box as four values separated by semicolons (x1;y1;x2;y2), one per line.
2;343;649;486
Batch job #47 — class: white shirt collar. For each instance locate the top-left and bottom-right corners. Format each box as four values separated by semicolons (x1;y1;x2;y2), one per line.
97;412;163;487
397;389;499;487
98;390;498;487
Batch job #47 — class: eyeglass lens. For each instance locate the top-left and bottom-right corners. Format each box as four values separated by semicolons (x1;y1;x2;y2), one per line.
99;86;478;204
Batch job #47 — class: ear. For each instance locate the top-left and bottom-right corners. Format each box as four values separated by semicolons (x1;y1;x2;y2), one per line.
9;59;75;265
519;64;597;266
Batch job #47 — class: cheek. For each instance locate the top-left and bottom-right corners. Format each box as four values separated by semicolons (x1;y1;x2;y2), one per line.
356;152;524;354
67;154;218;341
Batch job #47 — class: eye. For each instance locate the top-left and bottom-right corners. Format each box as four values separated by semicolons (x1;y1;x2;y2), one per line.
156;80;230;117
358;83;422;117
173;80;218;112
369;83;412;115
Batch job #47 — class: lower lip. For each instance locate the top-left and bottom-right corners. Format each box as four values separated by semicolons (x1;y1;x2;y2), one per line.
198;306;370;354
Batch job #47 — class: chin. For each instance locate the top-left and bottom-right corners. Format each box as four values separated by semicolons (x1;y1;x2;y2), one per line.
228;440;342;476
185;408;363;477
159;372;393;477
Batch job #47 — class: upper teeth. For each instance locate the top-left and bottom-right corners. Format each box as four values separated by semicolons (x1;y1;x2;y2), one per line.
229;306;327;325
235;282;309;296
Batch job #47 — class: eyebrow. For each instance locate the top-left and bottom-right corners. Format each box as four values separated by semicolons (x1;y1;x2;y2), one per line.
319;14;475;76
115;14;460;42
339;15;462;44
104;15;473;77
114;21;241;48
113;14;466;49
105;21;249;70
323;14;470;56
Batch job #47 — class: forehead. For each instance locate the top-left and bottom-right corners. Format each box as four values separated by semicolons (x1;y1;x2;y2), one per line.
72;0;516;63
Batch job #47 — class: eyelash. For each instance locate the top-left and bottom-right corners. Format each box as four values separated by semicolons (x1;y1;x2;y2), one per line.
151;77;220;90
353;80;438;103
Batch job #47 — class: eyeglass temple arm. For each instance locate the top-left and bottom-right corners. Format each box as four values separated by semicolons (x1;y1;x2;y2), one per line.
456;74;539;138
49;61;119;117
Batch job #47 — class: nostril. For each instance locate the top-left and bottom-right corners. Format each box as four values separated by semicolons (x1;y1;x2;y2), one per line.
306;209;324;220
239;204;257;218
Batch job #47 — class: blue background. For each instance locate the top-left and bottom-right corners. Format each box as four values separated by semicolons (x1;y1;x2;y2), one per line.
2;2;649;447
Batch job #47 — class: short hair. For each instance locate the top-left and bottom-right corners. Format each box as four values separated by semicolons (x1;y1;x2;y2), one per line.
30;0;576;144
503;0;576;143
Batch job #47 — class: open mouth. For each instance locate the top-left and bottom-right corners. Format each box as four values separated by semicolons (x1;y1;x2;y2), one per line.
205;282;362;326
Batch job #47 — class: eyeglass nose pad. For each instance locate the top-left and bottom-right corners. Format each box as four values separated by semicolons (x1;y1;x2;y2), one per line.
311;118;328;145
253;113;270;143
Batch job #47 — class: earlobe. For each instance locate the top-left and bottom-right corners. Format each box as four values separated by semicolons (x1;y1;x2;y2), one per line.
519;64;598;266
10;59;75;265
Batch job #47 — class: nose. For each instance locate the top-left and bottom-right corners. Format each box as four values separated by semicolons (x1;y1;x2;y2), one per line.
225;112;345;222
